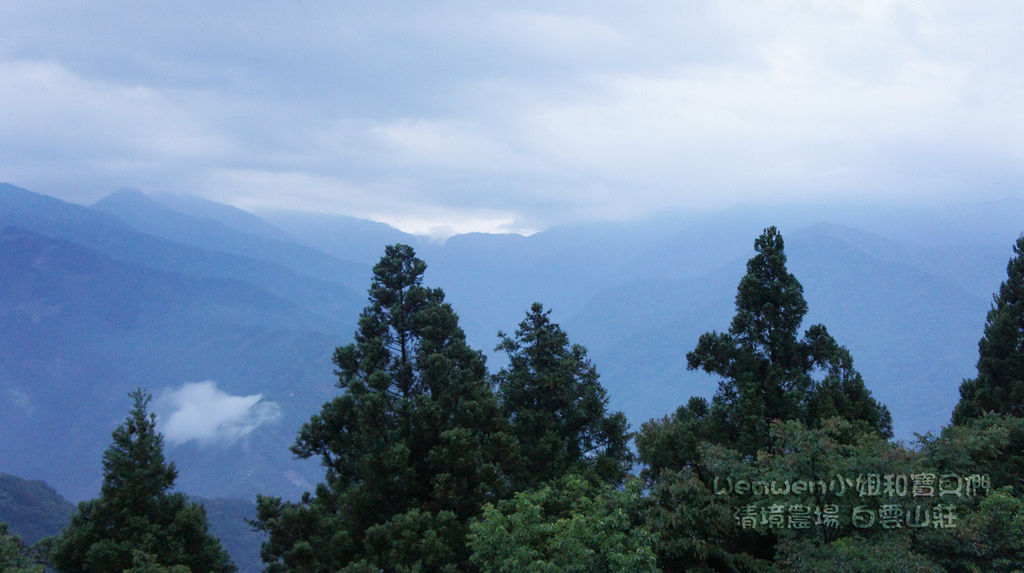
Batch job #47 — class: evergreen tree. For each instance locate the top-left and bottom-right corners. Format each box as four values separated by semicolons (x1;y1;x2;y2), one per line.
1;522;44;572
953;234;1024;424
254;244;516;571
637;227;892;569
686;226;891;454
51;390;234;573
495;303;632;489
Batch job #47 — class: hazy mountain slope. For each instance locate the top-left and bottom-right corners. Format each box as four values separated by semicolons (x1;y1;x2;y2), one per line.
564;224;992;440
93;188;367;285
195;497;265;573
0;471;265;573
150;192;296;243
2;182;1017;507
786;225;988;437
0;227;339;502
0;184;362;330
0;473;76;544
261;210;422;265
423;219;687;360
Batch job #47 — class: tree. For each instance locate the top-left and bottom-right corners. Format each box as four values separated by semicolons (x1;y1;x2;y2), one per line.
1;522;44;572
685;226;892;455
254;244;517;571
51;390;234;573
637;227;893;569
495;303;632;489
953;234;1024;424
468;475;658;573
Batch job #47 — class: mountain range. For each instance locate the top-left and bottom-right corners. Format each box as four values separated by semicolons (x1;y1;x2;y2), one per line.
1;181;1019;507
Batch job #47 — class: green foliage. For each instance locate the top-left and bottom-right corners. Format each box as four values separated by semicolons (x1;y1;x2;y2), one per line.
0;522;44;572
637;227;897;570
964;486;1024;571
639;417;913;571
686;226;892;455
468;475;658;573
495;303;632;489
775;535;941;573
254;244;517;571
123;550;192;572
912;415;1024;571
51;390;235;573
641;465;768;572
953;234;1024;424
917;413;1024;496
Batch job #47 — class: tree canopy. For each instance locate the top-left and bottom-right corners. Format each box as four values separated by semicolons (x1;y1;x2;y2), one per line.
0;522;44;572
953;234;1024;424
51;390;234;573
243;232;1024;571
254;244;517;571
685;226;892;454
495;303;632;489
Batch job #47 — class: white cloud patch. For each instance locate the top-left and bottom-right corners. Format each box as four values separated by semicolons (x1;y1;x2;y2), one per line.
5;388;34;416
157;380;281;446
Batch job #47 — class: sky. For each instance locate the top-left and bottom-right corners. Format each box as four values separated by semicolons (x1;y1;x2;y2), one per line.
2;1;1023;238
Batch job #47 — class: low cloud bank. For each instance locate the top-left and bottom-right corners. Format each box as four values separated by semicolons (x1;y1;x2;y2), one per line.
157;380;281;446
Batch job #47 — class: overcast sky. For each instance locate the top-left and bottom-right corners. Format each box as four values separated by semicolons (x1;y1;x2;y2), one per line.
2;1;1023;237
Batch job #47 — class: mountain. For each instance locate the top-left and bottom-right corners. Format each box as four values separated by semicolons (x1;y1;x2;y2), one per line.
0;473;75;544
1;181;1018;510
0;183;364;329
93;188;367;286
0;472;265;573
260;210;422;265
193;497;265;573
148;192;297;243
0;226;340;501
561;222;997;440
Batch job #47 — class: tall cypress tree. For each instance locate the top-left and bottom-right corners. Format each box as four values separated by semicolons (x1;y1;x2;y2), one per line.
52;390;234;573
254;244;516;572
685;226;892;454
495;303;632;489
953;234;1024;424
637;227;892;570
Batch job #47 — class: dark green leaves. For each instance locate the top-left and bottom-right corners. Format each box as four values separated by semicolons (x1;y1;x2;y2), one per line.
953;234;1024;424
51;390;235;573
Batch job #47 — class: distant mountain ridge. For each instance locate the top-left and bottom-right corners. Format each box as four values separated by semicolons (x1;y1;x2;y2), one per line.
0;182;1018;511
0;472;264;572
93;188;367;285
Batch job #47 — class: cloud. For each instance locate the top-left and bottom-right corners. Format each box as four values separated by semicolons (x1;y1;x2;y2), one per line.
3;1;1024;234
156;380;281;446
4;388;34;416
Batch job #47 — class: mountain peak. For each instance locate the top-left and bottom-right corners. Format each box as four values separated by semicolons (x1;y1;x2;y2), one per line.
92;187;154;209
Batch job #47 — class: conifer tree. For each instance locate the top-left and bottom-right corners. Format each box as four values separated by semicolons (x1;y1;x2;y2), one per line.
495;303;631;489
254;244;516;572
685;226;891;454
953;234;1024;424
51;390;234;573
1;522;44;572
637;227;893;570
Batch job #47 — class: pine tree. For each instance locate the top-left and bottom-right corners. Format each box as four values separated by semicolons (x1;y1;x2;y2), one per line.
953;234;1024;424
254;244;516;571
495;303;632;489
51;390;234;573
685;226;891;454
